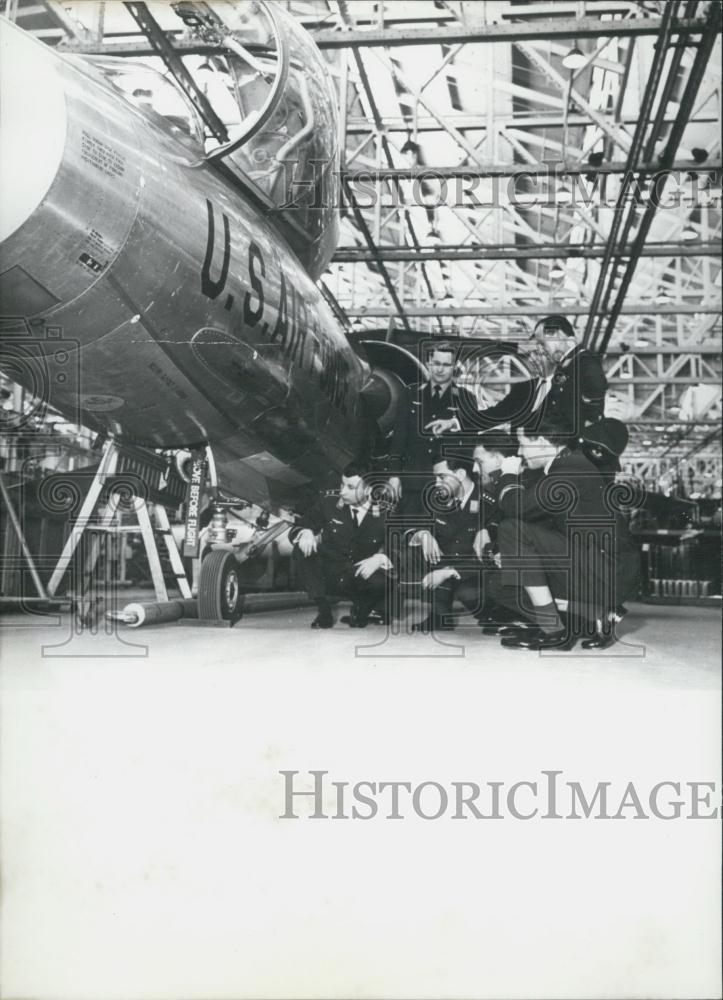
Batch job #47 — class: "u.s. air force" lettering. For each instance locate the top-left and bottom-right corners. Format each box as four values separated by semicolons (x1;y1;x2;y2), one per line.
201;199;349;414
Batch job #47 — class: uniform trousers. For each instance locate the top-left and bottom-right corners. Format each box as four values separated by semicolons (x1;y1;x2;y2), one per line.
293;548;392;615
497;518;613;627
407;549;504;620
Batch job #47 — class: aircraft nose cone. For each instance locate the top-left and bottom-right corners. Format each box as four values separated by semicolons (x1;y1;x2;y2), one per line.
0;18;67;243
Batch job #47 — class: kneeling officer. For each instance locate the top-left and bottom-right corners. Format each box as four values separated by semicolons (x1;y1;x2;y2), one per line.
289;463;395;628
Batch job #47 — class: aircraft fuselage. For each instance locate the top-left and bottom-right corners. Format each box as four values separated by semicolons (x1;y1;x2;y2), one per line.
0;18;369;505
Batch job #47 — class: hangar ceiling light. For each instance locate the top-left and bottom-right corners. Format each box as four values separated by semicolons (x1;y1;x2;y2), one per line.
562;44;587;69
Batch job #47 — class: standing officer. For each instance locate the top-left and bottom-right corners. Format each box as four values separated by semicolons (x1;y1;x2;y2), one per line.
530;314;608;436
385;342;480;510
289;462;395;629
479;315;608;440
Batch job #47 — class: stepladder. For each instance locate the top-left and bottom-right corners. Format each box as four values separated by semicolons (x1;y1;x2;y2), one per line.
46;439;191;627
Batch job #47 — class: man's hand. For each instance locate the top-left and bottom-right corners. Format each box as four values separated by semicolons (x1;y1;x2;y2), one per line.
424;418;460;437
387;476;402;502
421;567;460;589
473;528;491;561
296;528;318;557
410;529;442;565
354;553;392;580
500;455;523;475
679;528;703;542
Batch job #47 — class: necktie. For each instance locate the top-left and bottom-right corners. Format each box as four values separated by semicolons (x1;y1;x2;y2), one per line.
433;386;441;399
350;507;358;528
533;374;553;411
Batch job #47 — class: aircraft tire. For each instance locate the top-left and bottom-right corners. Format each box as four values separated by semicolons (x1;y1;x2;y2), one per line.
198;549;243;623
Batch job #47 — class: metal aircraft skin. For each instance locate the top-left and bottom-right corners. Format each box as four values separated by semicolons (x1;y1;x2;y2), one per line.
0;11;397;509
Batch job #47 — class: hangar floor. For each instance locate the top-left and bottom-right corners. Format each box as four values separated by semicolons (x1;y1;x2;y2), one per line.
1;598;718;683
0;600;720;999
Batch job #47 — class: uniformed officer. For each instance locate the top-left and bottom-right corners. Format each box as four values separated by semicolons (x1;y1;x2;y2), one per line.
579;416;639;647
477;316;608;441
531;314;608;436
288;463;395;629
495;417;614;650
580;416;629;480
471;431;532;632
407;452;492;632
385;342;480;511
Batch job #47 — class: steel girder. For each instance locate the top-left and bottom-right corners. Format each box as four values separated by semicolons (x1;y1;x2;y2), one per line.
55;16;714;56
333;242;722;263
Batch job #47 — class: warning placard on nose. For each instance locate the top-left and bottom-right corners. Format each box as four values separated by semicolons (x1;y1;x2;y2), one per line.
80;130;125;178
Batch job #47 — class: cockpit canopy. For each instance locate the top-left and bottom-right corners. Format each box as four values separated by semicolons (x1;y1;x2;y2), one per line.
80;2;339;279
172;0;340;280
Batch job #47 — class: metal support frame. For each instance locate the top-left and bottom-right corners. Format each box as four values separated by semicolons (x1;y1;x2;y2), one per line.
591;2;722;353
342;159;722;179
312;16;712;49
58;15;715;56
334;241;722;263
344;111;720;134
0;470;48;600
40;0;92;41
581;0;680;345
335;0;440;332
342;179;412;334
122;1;229;144
344;302;721;317
47;438;120;597
45;439;191;605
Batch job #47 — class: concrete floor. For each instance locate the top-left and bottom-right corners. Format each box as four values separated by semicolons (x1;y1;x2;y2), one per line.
0;601;720;999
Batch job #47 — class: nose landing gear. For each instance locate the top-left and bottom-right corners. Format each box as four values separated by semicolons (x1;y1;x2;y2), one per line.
197;549;243;623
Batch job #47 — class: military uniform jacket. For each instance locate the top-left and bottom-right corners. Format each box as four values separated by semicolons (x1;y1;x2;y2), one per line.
542;346;607;433
289;494;392;566
417;483;500;562
496;449;617;618
473;346;608;434
476;470;506;546
385;381;480;472
497;449;610;533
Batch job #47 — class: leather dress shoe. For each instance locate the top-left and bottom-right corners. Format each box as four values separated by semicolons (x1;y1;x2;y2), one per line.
492;621;538;638
581;631;616;649
501;628;578;651
346;603;371;627
341;609;386;626
412;616;454;633
310;609;334;629
493;622;544;639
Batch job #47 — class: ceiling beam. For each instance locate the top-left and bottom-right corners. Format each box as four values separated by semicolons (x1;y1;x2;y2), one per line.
333;241;722;263
342;159;721;179
58;16;717;56
344;113;719;133
344;303;722;317
309;17;713;48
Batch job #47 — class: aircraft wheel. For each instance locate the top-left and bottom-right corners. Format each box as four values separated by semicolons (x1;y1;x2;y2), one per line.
198;550;243;623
